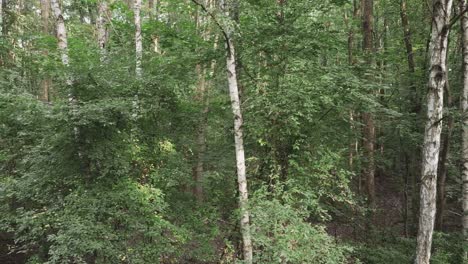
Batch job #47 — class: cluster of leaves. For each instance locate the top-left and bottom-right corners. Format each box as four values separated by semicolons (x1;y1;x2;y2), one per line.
250;195;349;264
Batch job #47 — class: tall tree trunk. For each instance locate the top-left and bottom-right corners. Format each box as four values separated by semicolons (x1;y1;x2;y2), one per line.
51;0;82;160
149;0;160;54
362;0;376;209
345;0;360;194
1;0;6;37
436;82;453;231
51;0;70;68
97;0;109;59
0;0;3;37
193;2;217;203
132;0;142;122
40;0;51;102
193;56;217;203
222;0;253;261
400;0;415;73
344;0;359;178
460;0;468;257
134;0;142;78
193;64;208;202
400;0;421;236
226;36;253;264
415;0;453;263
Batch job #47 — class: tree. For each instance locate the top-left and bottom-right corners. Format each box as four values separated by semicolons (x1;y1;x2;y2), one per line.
97;0;109;59
40;0;51;102
134;0;142;78
362;0;376;209
222;0;253;261
461;0;468;253
415;0;453;263
193;0;218;203
0;0;2;37
51;0;69;68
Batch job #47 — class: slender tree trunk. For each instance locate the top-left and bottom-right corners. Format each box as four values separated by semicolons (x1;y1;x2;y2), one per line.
51;0;70;68
344;0;359;175
399;0;418;235
222;0;253;261
193;3;218;202
400;0;415;73
460;0;468;257
1;0;6;37
51;0;83;155
97;0;109;59
345;0;360;194
226;37;252;264
400;0;421;236
436;82;453;231
149;0;161;54
134;0;142;78
40;0;51;102
362;0;376;209
132;0;142;122
193;64;208;202
0;0;3;37
415;0;453;263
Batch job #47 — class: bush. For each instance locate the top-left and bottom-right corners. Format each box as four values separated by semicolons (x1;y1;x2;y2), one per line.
250;197;349;264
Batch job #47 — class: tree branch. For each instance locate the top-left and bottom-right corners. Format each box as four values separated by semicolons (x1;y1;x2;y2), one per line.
447;6;468;29
190;0;231;53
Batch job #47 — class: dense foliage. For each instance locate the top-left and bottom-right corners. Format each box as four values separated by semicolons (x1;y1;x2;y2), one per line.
0;0;466;263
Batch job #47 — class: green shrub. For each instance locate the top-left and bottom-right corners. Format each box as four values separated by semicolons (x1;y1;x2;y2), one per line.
250;197;349;264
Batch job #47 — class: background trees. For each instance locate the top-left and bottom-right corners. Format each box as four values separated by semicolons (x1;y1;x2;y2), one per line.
0;0;466;263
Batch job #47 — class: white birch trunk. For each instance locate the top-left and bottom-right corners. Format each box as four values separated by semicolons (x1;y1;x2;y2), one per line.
415;0;453;263
222;0;253;260
51;0;70;69
134;0;142;78
40;0;51;102
0;0;3;36
51;0;82;158
132;0;142;121
97;1;109;59
226;36;253;264
460;0;468;251
149;0;161;54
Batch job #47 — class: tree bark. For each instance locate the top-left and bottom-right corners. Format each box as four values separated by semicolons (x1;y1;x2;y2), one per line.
222;0;253;261
415;0;453;263
40;0;51;102
435;82;453;231
51;0;70;68
97;0;109;59
193;64;208;202
149;0;160;54
362;0;376;209
226;36;253;264
0;0;3;37
460;0;468;255
400;0;415;73
134;0;142;78
400;0;421;236
193;3;218;203
1;0;6;37
132;0;142;122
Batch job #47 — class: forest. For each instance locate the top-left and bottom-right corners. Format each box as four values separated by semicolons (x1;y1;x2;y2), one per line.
0;0;467;263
